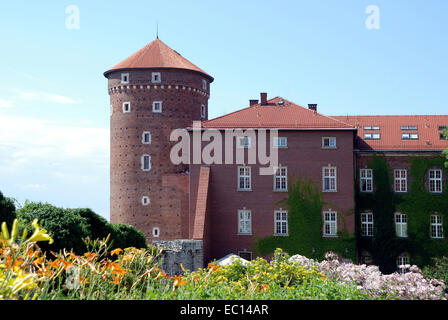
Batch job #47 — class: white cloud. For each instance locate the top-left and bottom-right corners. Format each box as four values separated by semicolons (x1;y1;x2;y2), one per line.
17;91;79;104
0;99;13;108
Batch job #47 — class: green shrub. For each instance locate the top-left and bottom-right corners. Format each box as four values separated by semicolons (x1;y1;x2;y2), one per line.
0;191;16;229
110;223;147;250
423;256;448;287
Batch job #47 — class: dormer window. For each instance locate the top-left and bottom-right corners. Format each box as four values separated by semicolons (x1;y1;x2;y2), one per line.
364;125;380;130
364;133;380;140
121;73;129;84
152;72;161;83
122;102;131;113
401;125;418;130
402;133;419;140
152;101;162;113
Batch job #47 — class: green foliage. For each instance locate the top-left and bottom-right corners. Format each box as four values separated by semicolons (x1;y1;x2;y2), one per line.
357;156;448;273
16;201;90;254
443;126;448;168
255;177;356;261
0;191;16;229
422;256;448;287
110;223;147;250
15;201;148;254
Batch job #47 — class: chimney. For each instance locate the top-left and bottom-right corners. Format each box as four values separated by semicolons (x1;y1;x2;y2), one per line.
308;104;317;112
249;99;258;106
260;92;267;105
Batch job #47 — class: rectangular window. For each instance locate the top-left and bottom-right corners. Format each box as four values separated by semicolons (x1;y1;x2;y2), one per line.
201;105;206;118
237;136;251;148
361;212;374;237
202;79;207;91
152;101;162;113
401;126;418;130
431;215;443;239
274;210;288;236
429;169;442;193
142;131;151;144
274;166;288;191
394;169;407;193
122;102;131;113
402;133;419;140
274;137;288;148
323;211;337;236
395;212;408;237
360;169;373;192
322;137;336;148
141;155;151;171
323;166;337;192
238;209;252;235
364;126;380;130
121;73;129;84
152;72;161;83
397;254;409;274
238;166;251;191
364;133;381;140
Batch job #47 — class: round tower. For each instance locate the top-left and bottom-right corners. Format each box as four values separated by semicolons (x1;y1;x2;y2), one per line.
104;39;213;241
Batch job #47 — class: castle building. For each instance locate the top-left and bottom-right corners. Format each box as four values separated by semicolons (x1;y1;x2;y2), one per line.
105;39;448;271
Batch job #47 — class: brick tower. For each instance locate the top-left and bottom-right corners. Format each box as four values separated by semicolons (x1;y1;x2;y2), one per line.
104;39;213;242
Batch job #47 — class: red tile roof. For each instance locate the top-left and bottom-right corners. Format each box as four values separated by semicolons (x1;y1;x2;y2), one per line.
333;115;448;151
104;39;213;81
202;97;355;130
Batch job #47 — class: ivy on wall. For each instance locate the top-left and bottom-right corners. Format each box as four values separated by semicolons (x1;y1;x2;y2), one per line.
255;177;356;262
357;155;448;273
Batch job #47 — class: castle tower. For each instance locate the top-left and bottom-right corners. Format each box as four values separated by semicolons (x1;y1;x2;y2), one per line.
104;39;213;241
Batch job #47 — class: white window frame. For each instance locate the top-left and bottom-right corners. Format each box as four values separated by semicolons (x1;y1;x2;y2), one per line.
395;212;407;238
142;196;150;206
394;169;407;193
201;104;206;118
121;73;129;84
397;253;409;274
274;209;288;236
152;227;160;238
152;101;162;113
237;166;251;191
322;166;337;192
322;137;336;149
238;209;252;235
122;102;131;113
151;72;161;83
429;169;443;193
142;131;151;144
273;166;288;191
323;210;338;236
361;212;374;237
360;168;373;193
141;154;151;171
274;137;288;148
237;136;251;149
431;214;443;239
364;133;381;140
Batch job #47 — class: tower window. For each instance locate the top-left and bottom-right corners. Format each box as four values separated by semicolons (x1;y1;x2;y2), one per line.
121;73;129;84
152;227;160;238
152;72;161;83
152;101;162;113
141;154;151;171
142;131;151;144
122;102;131;113
202;79;207;91
201;105;206;118
142;196;150;206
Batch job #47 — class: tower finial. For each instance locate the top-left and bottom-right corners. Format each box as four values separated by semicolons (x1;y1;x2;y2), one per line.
156;21;159;39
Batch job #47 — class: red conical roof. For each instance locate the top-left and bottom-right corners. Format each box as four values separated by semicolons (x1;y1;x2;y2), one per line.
104;39;213;81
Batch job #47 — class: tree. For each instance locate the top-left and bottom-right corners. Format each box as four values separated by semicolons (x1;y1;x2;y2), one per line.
0;191;16;229
17;201;90;254
70;208;113;241
110;223;147;250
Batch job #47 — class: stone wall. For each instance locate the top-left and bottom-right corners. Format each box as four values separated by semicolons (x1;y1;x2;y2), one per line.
153;239;203;276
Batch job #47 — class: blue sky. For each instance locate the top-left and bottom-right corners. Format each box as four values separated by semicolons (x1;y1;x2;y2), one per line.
0;0;447;220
